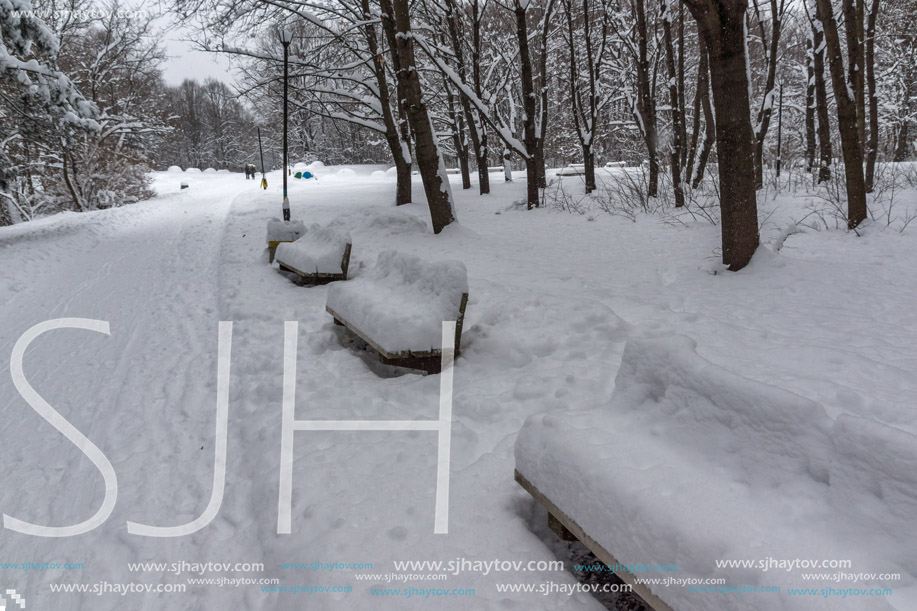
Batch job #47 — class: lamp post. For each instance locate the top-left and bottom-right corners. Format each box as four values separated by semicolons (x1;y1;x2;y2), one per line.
776;78;784;178
280;27;293;221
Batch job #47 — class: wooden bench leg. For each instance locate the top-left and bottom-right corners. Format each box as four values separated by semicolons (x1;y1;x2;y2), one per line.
333;318;344;326
549;512;577;541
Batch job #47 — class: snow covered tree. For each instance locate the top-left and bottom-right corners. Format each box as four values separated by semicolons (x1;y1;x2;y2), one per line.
1;0;98;224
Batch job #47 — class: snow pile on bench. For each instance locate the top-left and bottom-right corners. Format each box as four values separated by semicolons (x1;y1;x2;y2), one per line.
266;218;305;243
326;251;468;354
516;335;917;611
275;224;351;275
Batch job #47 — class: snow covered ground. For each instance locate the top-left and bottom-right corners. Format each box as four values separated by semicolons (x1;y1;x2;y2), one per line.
1;165;915;610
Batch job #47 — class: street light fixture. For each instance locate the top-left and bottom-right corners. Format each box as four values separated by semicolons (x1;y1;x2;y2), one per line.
280;27;294;221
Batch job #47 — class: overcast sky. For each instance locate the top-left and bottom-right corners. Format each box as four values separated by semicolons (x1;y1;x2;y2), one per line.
131;0;235;86
161;33;234;85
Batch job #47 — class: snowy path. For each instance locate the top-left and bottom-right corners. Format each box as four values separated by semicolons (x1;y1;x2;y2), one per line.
0;176;262;611
3;167;916;610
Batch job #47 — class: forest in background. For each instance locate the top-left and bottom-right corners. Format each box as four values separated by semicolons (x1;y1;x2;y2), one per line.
2;0;916;269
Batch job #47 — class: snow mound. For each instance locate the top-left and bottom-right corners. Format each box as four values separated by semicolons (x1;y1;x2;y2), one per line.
293;162;308;172
336;168;356;177
275;224;351;275
515;335;917;611
167;165;182;173
203;168;217;174
266;218;306;243
370;170;386;179
363;209;428;235
309;160;325;169
217;169;230;174
184;167;201;173
384;167;397;176
326;251;468;354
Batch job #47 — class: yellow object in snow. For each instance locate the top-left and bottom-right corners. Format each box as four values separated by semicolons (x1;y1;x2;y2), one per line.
261;177;268;190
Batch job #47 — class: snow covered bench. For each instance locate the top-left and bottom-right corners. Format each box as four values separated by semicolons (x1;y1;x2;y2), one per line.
266;218;305;263
274;224;352;285
325;251;469;374
515;335;917;611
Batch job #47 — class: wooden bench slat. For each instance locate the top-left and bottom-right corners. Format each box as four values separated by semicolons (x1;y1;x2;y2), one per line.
514;469;674;611
327;291;468;374
277;243;351;285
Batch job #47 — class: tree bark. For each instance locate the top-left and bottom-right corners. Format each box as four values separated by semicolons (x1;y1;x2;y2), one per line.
893;122;909;162
471;0;491;194
863;0;879;192
362;0;413;205
663;0;685;206
383;0;457;232
752;0;783;189
691;41;715;188
634;0;660;197
515;0;540;209
816;0;868;228
683;0;759;271
445;82;472;189
811;15;833;183
805;33;817;173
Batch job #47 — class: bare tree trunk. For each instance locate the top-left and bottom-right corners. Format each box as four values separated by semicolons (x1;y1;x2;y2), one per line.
471;0;491;194
864;0;880;192
663;0;685;207
816;0;868;228
893;122;909;162
634;0;659;197
444;0;488;195
691;41;715;188
805;33;817;173
534;0;556;190
683;1;759;271
446;86;472;189
811;15;833;183
752;0;784;189
563;0;598;193
383;0;456;232
363;0;413;205
515;0;540;209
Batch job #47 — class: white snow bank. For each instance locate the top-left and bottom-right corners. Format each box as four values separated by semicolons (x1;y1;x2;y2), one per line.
275;224;351;275
370;170;386;178
326;251;468;354
184;167;201;173
167;165;182;173
309;160;325;169
217;169;230;174
336;168;356;177
515;335;916;611
293;162;308;171
203;168;217;173
384;166;397;177
360;208;429;235
265;218;305;243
